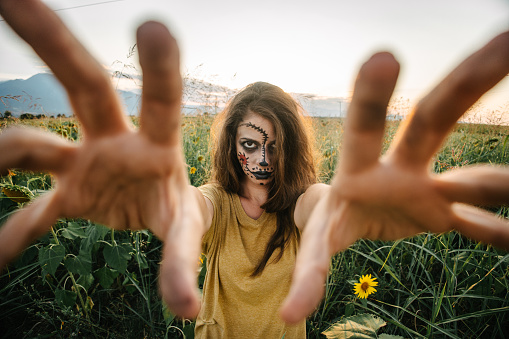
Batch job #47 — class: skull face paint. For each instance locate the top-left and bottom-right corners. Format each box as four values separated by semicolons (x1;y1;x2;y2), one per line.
236;113;276;186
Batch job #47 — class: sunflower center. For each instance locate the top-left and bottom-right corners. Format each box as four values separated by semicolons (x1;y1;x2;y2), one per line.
361;282;370;291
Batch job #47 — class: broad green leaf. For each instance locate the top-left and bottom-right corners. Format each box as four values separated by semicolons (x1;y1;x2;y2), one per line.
103;242;132;274
323;313;386;339
182;322;195;339
38;244;65;276
80;223;109;254
76;273;95;291
64;249;92;276
61;221;86;240
55;288;77;308
94;267;119;289
345;303;355;317
14;245;38;268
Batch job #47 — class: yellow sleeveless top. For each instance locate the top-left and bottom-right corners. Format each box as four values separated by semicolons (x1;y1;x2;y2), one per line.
195;184;306;338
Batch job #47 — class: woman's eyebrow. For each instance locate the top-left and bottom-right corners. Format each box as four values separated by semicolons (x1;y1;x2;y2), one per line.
239;137;261;142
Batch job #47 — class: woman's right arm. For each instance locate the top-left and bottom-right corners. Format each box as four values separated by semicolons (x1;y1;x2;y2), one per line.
190;186;214;235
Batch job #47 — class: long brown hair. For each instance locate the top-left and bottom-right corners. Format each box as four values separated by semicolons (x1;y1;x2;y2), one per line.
210;82;317;276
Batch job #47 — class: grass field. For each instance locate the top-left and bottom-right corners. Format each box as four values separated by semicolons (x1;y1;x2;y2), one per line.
0;115;508;338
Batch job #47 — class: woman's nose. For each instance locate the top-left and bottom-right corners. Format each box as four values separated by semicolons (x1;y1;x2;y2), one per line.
259;159;268;167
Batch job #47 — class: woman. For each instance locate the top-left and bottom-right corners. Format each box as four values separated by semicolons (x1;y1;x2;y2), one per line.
1;1;509;335
195;82;318;337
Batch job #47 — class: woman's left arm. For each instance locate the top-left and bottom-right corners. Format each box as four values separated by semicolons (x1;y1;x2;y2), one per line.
294;184;330;230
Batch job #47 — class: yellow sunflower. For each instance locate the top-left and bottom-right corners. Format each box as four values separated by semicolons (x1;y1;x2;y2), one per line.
189;167;197;174
353;274;378;299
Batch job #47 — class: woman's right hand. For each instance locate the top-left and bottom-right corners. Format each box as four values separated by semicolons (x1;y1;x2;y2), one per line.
0;0;205;319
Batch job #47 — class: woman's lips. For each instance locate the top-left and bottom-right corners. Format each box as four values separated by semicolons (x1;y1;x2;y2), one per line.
252;171;273;179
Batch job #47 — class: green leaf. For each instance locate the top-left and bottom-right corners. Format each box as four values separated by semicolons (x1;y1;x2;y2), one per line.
64;249;92;276
80;223;109;254
323;313;386;339
345;303;355;317
76;273;95;291
182;322;195;339
38;244;65;276
14;245;38;268
94;267;119;288
55;288;77;308
61;221;86;240
103;242;132;274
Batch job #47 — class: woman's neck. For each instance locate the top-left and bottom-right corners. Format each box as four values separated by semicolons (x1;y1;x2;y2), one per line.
239;179;269;208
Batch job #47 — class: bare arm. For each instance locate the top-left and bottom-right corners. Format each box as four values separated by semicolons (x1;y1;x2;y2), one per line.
294;183;330;230
190;185;214;234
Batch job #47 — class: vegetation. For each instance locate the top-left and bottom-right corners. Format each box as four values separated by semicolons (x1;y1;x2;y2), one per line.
0;115;508;338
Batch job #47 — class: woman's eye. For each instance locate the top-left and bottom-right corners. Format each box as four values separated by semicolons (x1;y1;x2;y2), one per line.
242;141;257;149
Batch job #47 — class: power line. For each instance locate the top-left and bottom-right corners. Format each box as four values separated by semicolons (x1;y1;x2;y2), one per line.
0;0;128;21
52;0;128;12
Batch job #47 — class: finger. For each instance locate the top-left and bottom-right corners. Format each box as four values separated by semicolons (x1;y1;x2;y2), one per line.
138;22;183;145
435;165;509;206
280;195;358;324
339;52;399;173
391;31;509;167
0;0;129;136
0;127;76;175
159;186;203;319
0;191;61;269
452;203;509;251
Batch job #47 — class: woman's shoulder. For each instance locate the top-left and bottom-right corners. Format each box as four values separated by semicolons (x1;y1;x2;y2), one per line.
198;183;233;206
199;182;225;195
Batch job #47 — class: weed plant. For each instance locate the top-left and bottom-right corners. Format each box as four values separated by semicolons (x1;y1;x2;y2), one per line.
0;116;508;338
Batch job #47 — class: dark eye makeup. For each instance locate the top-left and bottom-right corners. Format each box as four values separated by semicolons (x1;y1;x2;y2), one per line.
240;139;258;152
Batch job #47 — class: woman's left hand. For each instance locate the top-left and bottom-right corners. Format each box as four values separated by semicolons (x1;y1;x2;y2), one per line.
281;32;509;324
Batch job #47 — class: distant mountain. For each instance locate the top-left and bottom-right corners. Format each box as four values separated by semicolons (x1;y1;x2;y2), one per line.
0;73;348;117
0;73;141;116
293;93;348;118
0;73;71;116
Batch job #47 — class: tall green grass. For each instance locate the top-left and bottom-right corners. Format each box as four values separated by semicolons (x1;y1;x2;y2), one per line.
0;116;507;338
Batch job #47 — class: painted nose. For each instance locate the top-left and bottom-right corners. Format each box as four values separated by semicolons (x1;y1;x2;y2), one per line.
259;159;268;167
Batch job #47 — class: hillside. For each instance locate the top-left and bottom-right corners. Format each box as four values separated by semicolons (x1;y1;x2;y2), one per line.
0;73;349;117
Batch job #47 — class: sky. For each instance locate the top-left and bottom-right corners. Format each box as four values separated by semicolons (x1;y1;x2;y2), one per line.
1;0;508;108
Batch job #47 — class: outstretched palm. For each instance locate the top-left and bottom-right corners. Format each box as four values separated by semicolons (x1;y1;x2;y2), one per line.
0;1;203;318
281;34;509;323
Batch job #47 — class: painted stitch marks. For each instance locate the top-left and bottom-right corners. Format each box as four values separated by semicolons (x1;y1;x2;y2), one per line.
237;121;275;185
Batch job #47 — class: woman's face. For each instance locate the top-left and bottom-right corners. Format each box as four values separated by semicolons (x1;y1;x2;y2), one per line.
235;112;276;186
